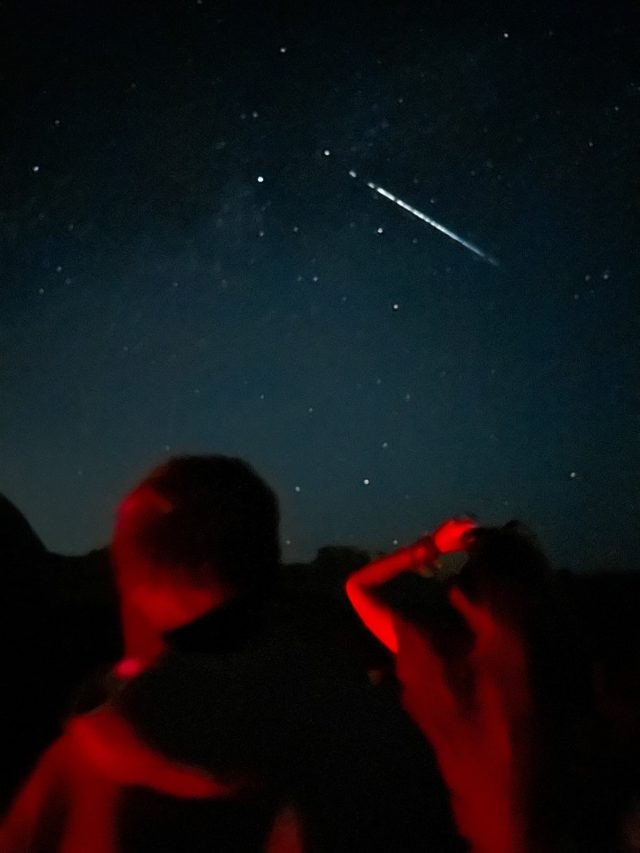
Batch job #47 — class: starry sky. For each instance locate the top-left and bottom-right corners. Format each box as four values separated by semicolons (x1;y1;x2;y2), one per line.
2;0;639;570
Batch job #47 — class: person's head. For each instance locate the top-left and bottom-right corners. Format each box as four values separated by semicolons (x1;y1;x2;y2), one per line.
112;455;281;633
456;520;552;625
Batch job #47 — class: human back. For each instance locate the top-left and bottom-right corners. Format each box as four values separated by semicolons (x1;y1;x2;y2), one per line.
2;454;462;852
112;588;461;852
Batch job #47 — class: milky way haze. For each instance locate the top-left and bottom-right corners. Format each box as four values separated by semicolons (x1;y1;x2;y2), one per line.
2;0;638;570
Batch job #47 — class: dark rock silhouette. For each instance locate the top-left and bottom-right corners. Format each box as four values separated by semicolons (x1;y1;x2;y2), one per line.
0;493;46;583
1;494;121;814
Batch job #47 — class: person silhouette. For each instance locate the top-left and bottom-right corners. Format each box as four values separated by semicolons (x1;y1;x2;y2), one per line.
3;456;461;852
346;518;548;853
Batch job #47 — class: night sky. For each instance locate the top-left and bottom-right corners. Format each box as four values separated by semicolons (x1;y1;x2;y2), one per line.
2;1;639;570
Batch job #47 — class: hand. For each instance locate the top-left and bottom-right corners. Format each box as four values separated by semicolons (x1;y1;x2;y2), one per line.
432;517;478;554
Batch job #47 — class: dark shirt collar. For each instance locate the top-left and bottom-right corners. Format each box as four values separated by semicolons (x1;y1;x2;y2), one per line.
162;593;272;655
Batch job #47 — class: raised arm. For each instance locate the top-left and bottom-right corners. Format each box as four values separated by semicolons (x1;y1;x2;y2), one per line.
345;517;477;653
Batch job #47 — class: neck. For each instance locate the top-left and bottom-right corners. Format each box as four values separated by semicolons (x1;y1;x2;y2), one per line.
119;600;167;671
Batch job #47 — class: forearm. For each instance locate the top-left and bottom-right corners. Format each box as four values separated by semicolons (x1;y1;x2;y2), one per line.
345;536;439;653
346;537;439;591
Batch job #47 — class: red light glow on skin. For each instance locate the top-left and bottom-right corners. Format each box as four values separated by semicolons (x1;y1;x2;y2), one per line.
0;713;305;852
0;715;250;852
0;483;303;851
113;657;144;679
127;581;218;633
345;518;476;654
346;518;536;853
112;485;225;664
396;592;534;853
0;734;118;853
68;710;240;798
117;487;173;521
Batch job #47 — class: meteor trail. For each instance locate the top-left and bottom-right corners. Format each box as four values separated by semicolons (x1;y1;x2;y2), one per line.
349;170;499;267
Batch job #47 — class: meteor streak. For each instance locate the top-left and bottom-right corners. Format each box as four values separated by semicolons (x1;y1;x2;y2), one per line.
349;170;499;267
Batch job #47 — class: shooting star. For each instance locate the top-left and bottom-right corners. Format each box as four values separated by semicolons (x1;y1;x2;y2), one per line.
349;170;499;267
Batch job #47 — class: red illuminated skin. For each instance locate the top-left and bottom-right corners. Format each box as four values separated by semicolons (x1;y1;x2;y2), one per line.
67;707;303;852
346;518;535;853
66;708;242;796
397;588;534;853
0;696;244;853
0;721;302;853
114;485;229;669
0;734;119;853
2;482;304;852
345;517;477;653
